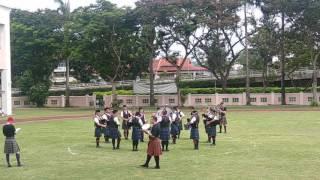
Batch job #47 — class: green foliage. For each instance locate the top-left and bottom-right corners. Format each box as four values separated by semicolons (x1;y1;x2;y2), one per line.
310;100;319;107
94;90;134;98
28;83;50;107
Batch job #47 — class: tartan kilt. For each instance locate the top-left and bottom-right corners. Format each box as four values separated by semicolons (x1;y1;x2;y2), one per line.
4;137;20;154
132;127;142;141
160;128;170;141
110;128;121;139
105;127;110;137
122;121;130;130
94;127;102;137
147;137;162;156
170;123;180;136
207;126;216;137
220;117;227;125
190;128;199;140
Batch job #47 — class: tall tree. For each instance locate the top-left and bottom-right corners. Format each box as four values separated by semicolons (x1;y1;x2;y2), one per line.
11;9;63;106
71;0;139;106
261;0;303;105
54;0;72;107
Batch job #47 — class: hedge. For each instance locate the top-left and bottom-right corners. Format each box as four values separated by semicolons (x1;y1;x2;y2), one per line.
94;90;134;98
48;86;132;96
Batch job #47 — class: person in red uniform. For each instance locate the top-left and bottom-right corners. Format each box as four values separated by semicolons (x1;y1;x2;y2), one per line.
141;116;162;169
3;117;22;167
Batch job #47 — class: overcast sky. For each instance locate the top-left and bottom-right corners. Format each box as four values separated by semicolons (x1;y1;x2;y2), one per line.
0;0;137;11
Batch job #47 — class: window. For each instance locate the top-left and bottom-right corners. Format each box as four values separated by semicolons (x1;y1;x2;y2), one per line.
205;98;211;103
308;97;313;102
289;97;296;102
195;98;202;103
260;97;267;102
14;101;20;105
232;98;239;103
126;99;133;104
51;100;58;105
250;98;257;102
154;99;158;104
142;99;149;104
24;101;30;105
169;98;175;104
222;98;229;103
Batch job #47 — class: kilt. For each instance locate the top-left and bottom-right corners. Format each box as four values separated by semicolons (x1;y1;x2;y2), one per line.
220;116;227;126
122;121;130;130
205;125;209;134
94;127;102;137
105;127;110;137
147;137;162;156
132;127;142;141
160;128;170;141
4;137;20;154
170;123;180;136
109;128;121;139
207;126;216;137
190;128;199;140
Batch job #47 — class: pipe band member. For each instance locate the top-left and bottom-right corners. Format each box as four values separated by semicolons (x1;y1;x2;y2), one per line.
176;107;185;139
102;107;112;143
3;117;22;167
159;110;171;151
170;107;180;144
129;112;144;151
138;107;146;142
110;110;121;150
189;110;200;150
218;102;228;133
121;105;132;140
206;109;220;146
94;110;106;148
141;116;162;169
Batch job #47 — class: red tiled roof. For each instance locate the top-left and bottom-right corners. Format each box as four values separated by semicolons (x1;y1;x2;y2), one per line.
153;58;208;73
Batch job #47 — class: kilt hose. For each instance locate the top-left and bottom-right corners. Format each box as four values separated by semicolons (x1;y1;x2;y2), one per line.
170;123;180;136
132;127;142;141
147;137;162;156
190;128;199;140
110;128;121;139
4;137;20;154
160;128;170;141
207;126;217;137
94;127;102;138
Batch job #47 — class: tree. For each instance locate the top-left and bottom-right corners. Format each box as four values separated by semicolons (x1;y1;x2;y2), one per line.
290;0;320;105
54;0;72;107
11;9;63;106
193;0;246;91
261;0;304;105
71;0;139;106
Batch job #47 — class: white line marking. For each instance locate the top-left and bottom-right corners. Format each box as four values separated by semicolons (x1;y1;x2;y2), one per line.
68;147;78;155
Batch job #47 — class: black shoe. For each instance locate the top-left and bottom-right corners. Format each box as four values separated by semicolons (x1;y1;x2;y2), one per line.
140;164;148;168
8;164;12;168
18;164;22;167
166;149;169;151
116;147;120;149
113;147;116;150
96;145;100;148
155;166;160;169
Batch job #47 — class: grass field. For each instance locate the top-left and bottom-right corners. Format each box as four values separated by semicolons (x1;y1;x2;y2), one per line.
0;107;320;180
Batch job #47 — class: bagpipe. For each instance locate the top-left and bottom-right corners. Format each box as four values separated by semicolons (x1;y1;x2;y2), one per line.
202;113;220;126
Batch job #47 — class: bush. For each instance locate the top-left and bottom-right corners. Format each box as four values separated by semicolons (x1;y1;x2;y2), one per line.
94;90;134;98
28;83;50;107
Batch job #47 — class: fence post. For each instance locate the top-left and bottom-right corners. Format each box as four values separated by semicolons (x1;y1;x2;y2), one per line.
135;95;139;107
242;92;246;105
299;92;304;105
215;93;219;105
61;95;65;107
271;92;275;105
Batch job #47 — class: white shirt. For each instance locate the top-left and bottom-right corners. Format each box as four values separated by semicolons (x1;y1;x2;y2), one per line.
101;113;110;121
121;110;131;119
178;111;185;118
94;116;101;125
190;116;197;124
114;117;121;126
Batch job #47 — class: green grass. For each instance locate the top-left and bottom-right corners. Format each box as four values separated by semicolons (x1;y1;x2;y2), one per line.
1;108;320;180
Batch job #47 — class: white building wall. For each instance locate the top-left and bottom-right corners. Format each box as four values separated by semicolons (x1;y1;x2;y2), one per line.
0;5;12;115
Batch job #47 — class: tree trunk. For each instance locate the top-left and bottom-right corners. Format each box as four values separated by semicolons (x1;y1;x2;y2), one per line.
149;57;155;107
280;11;286;105
65;59;70;107
221;77;228;92
112;81;117;103
312;53;319;105
175;68;181;106
244;1;251;105
262;69;267;93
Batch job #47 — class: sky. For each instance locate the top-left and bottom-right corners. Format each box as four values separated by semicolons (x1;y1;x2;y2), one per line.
0;0;137;11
